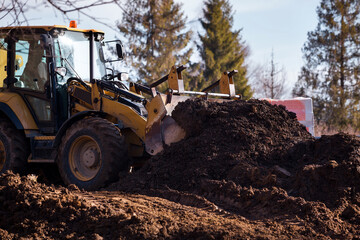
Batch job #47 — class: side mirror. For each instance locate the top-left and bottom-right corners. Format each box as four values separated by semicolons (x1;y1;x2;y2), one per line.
101;40;125;62
116;43;124;59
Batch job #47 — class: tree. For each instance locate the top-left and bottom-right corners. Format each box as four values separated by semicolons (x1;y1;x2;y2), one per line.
293;0;360;130
118;0;192;86
253;49;287;99
197;0;252;99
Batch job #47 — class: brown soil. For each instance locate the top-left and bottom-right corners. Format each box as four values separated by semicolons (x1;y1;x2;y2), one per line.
1;99;360;239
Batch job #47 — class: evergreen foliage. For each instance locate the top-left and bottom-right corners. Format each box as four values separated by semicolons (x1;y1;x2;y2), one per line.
197;0;252;99
118;0;192;87
293;0;360;130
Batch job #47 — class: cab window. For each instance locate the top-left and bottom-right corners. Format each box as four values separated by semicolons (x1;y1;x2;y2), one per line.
14;39;48;92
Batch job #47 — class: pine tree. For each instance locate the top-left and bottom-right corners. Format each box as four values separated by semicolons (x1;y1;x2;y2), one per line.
293;0;360;130
197;0;252;99
118;0;192;87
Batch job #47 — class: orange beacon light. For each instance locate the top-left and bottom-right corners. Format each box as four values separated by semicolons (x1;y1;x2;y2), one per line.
69;20;77;28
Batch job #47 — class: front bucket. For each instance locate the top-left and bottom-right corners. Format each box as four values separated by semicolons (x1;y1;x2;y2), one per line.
144;94;187;155
145;116;186;155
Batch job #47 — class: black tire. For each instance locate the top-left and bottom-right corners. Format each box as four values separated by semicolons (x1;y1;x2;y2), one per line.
57;117;129;190
0;117;28;173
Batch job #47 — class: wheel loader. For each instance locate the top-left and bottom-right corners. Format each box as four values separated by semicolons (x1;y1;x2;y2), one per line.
0;22;240;190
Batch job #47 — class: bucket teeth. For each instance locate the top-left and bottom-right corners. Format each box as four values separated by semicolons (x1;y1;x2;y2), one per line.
145;119;163;155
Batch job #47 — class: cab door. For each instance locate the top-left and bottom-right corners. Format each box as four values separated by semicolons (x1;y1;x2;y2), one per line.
8;33;55;134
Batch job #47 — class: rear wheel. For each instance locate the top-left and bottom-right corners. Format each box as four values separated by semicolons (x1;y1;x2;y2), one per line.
57;117;129;190
0;117;28;173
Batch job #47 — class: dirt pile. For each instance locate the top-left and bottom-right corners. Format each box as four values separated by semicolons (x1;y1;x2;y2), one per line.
0;172;322;239
293;133;360;206
1;98;360;239
111;99;312;191
108;98;360;238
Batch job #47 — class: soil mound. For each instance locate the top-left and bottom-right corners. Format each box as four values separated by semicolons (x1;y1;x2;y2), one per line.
110;98;313;193
293;133;360;206
2;98;360;238
111;100;360;205
1;172;320;239
107;98;360;238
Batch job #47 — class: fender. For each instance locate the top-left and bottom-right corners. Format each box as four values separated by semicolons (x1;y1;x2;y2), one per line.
53;110;107;148
0;93;38;130
0;102;23;129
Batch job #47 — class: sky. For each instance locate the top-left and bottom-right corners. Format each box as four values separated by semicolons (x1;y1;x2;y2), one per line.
2;0;320;97
177;0;320;96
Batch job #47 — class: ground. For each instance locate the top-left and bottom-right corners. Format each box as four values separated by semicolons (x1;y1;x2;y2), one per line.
1;99;360;239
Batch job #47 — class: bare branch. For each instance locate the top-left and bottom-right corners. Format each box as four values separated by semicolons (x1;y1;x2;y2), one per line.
1;0;124;28
47;0;116;13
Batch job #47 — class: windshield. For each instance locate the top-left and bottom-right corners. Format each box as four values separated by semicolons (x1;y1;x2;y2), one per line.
54;31;105;84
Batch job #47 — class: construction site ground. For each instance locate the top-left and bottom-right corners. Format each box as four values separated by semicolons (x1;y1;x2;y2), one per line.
1;99;360;239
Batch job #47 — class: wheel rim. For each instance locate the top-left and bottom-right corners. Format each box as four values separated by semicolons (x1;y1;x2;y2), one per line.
69;136;102;181
0;140;6;171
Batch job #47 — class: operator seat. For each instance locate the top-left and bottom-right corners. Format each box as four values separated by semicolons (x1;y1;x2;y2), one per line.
20;40;48;91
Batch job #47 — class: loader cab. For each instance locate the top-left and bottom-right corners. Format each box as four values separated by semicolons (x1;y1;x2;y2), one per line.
0;25;109;134
0;28;55;133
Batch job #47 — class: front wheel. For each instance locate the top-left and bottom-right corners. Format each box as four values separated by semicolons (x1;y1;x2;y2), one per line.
57;117;129;190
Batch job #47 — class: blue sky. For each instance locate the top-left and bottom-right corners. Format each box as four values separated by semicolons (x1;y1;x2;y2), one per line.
232;0;319;89
2;0;320;96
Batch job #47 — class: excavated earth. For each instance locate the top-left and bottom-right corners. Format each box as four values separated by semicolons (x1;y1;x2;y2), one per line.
1;98;360;239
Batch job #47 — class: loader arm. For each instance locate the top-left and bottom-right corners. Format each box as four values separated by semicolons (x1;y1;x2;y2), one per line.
68;79;147;141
